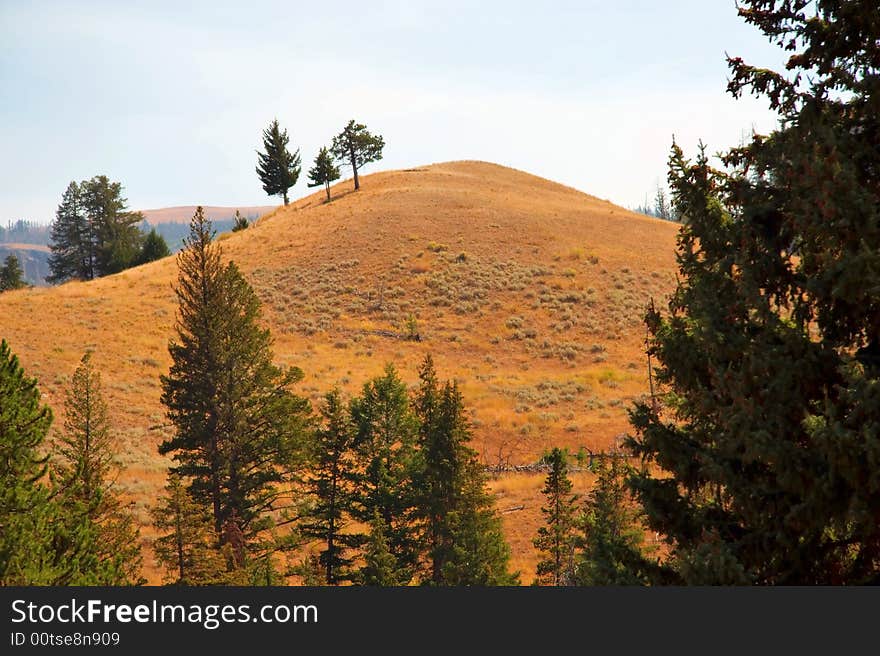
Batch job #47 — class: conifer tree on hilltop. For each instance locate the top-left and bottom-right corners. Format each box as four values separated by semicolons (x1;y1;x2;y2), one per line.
533;447;579;586
159;206;311;560
330;119;384;191
256;119;301;205
136;228;171;265
307;147;341;202
628;0;880;584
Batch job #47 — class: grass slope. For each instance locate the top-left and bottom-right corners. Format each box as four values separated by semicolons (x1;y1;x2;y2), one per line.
0;161;679;582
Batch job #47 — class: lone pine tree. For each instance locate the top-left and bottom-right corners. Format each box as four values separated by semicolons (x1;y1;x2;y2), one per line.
159;207;310;555
628;0;880;584
136;228;171;265
307;147;341;202
533;448;579;586
330;119;384;191
256;119;301;205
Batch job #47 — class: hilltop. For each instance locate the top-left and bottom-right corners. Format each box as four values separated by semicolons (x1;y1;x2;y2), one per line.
0;161;680;580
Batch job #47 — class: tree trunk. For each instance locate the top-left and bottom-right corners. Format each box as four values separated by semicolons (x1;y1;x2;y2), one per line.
325;181;331;202
283;191;289;205
350;142;359;190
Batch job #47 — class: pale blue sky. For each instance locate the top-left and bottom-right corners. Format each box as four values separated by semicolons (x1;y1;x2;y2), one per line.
1;1;787;223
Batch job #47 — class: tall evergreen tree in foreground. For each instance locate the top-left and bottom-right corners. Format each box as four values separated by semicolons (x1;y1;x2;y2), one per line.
330;119;384;191
0;254;26;291
159;207;311;557
300;390;358;584
413;356;518;586
307;147;341;202
52;352;143;584
349;364;420;583
256;119;301;205
533;448;578;586
628;0;880;584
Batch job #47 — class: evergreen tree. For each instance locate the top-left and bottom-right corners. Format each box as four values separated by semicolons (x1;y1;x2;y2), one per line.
82;175;145;275
411;355;518;585
349;364;419;583
0;254;26;291
159;206;310;555
577;456;651;586
330;119;384;191
533;447;579;586
300;390;358;584
627;0;880;584
151;473;226;585
232;210;249;232
52;352;143;584
0;340;107;585
307;147;341;202
256;119;301;205
358;513;403;586
48;181;92;283
137;228;171;265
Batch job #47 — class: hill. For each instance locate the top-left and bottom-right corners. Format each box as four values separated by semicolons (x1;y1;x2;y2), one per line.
0;243;51;286
140;205;275;225
0;161;680;581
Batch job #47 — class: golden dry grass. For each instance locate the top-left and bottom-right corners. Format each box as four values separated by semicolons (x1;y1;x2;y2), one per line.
0;161;679;583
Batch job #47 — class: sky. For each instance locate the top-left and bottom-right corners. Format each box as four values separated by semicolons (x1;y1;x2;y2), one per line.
0;0;789;224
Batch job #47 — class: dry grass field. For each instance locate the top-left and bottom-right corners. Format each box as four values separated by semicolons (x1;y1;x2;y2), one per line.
0;161;679;582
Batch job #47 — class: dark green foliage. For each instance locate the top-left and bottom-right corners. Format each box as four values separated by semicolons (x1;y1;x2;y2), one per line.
232;210;249;232
256;119;301;205
627;1;880;584
413;355;518;586
151;474;226;585
533;447;579;585
349;364;420;583
358;513;403;586
307;147;341;202
48;176;145;282
0;341;120;585
330;119;384;191
0;254;26;291
137;228;171;265
577;456;651;586
52;353;144;584
159;207;311;556
300;390;359;584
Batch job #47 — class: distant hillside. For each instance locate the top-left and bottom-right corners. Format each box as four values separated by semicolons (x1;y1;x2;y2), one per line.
0;161;680;580
140;205;275;250
0;244;50;286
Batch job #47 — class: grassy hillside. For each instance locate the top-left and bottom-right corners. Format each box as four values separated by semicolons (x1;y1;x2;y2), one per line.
0;161;680;581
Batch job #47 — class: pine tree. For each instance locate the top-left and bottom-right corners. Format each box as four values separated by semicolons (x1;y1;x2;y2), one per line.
48;181;92;283
137;228;171;265
349;364;419;583
627;1;880;584
577;456;651;586
52;352;143;584
256;119;301;205
307;147;341;202
0;340;107;585
82;175;145;275
151;474;226;585
300;390;358;584
0;254;26;291
159;206;310;556
533;448;579;585
358;513;403;586
410;355;518;585
330;119;384;191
